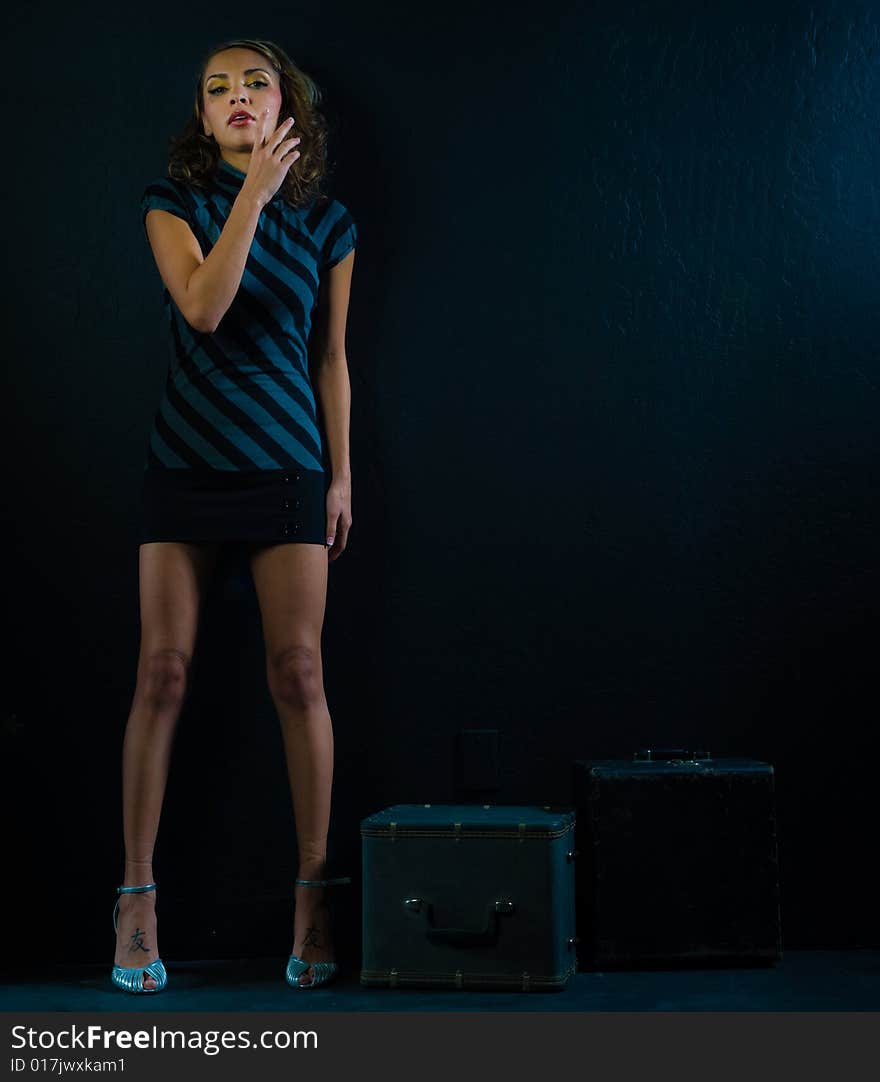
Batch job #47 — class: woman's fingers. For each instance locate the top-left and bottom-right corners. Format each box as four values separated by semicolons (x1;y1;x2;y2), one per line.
272;116;295;153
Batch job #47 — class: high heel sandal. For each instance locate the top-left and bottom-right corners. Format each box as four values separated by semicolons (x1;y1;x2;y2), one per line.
285;876;352;989
111;883;168;994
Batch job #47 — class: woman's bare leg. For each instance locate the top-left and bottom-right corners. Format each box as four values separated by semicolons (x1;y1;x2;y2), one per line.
114;540;218;988
248;540;335;986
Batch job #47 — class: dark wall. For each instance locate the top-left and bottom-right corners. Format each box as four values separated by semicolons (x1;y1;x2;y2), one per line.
3;0;878;966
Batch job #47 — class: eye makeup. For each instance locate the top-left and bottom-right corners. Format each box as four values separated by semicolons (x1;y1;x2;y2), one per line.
207;79;268;94
205;66;273;88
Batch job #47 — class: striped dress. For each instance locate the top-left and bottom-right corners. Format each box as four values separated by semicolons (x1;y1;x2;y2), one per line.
139;159;356;475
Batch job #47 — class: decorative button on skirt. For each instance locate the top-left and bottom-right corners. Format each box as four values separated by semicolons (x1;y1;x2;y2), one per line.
140;467;330;547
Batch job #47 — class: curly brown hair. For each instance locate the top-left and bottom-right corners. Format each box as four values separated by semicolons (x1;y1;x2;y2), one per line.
166;37;330;208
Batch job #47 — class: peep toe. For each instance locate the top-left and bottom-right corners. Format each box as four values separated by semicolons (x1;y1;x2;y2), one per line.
285;876;352;990
111;883;168;994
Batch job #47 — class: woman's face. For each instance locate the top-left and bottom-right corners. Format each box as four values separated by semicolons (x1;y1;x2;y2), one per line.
200;47;284;165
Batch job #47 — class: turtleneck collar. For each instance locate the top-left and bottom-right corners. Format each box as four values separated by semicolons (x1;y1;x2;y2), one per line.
213;156;286;205
218;157;247;182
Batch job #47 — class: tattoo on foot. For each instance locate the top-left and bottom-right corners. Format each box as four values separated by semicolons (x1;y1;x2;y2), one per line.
128;929;150;954
303;926;322;948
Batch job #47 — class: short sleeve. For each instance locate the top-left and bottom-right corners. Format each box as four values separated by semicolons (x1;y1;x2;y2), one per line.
321;201;358;270
140;176;193;235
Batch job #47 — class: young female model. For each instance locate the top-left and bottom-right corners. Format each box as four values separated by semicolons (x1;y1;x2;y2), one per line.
112;37;357;993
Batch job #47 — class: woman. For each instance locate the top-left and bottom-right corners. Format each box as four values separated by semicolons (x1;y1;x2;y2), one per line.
112;37;357;993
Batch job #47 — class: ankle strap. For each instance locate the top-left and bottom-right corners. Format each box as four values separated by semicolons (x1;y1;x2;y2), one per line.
295;876;351;887
117;883;158;895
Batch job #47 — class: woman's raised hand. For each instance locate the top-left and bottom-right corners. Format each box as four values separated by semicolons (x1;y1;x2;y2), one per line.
242;108;301;208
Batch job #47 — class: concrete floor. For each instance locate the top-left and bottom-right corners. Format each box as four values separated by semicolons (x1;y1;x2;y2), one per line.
2;951;879;1012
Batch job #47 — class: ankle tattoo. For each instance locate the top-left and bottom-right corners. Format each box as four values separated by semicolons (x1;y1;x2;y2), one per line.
302;926;322;948
128;929;151;954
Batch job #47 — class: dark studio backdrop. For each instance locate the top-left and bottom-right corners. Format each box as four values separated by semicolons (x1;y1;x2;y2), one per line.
2;0;878;972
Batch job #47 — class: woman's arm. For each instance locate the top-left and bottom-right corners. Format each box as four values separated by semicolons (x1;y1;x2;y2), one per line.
312;249;356;482
184;188;265;333
315;357;352;482
313;248;355;558
145;186;265;334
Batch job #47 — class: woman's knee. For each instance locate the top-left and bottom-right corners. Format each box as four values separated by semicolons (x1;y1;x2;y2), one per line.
267;643;323;709
137;647;191;712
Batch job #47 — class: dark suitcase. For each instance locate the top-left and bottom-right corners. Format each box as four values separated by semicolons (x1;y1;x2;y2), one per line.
572;749;782;968
360;803;578;991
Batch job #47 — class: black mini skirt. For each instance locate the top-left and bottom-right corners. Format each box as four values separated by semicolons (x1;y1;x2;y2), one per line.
140;467;330;547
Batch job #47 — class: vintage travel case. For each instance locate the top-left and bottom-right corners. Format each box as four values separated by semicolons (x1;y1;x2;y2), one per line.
572;749;782;968
360;803;578;991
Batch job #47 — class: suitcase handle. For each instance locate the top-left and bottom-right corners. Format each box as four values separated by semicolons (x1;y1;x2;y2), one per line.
633;747;711;762
403;897;515;947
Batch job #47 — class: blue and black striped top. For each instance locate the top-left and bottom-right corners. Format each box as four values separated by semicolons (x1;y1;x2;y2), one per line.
139;159;357;472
